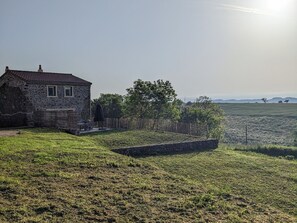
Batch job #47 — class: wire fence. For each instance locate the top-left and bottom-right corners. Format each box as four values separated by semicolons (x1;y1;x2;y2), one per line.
223;116;297;146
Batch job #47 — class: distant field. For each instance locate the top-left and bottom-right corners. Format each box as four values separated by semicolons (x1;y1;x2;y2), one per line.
218;103;297;145
218;103;297;117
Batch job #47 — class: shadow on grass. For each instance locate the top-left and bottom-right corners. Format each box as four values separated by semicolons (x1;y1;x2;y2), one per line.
112;140;218;158
80;129;122;136
235;146;297;160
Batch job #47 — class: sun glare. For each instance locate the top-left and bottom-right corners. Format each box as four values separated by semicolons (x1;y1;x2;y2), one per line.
260;0;292;15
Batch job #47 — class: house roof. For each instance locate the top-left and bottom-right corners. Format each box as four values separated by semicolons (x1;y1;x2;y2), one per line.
4;69;92;86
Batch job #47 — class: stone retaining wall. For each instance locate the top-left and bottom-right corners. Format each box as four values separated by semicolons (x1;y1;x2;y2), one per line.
112;139;218;157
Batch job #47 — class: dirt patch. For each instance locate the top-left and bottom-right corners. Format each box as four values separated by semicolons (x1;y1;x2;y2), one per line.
0;130;20;137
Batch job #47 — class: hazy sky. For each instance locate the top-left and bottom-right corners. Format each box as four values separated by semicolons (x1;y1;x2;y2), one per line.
0;0;296;99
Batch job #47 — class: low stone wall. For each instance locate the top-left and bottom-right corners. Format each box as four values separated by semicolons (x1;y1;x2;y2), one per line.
0;113;28;127
112;139;218;157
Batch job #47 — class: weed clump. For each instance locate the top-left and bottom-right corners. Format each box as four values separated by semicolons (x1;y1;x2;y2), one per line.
191;193;216;208
106;161;120;168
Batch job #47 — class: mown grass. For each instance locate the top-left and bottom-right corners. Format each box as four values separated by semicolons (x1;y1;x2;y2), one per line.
84;130;200;149
0;129;296;222
143;145;297;218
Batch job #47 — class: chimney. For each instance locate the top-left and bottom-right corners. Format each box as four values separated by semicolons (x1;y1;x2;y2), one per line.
5;66;9;72
38;65;43;72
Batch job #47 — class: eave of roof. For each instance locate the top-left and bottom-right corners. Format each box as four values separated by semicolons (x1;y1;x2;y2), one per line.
4;69;92;86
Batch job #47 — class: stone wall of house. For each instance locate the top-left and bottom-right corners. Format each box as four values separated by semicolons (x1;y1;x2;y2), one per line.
34;110;79;130
26;84;91;120
0;73;26;89
0;74;33;127
112;139;219;157
0;73;34;113
0;73;91;128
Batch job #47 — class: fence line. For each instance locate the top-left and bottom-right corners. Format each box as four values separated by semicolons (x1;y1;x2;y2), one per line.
223;115;297;146
99;118;208;138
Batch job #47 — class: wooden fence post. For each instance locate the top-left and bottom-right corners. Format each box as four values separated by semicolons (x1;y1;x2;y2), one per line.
189;123;192;135
245;124;248;145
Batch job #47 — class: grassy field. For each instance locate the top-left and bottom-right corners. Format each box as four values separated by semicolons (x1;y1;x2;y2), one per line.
0;129;296;222
218;103;297;145
219;103;297;117
143;145;297;218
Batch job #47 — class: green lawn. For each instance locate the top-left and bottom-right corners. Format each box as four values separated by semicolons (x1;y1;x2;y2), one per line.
143;145;297;217
0;129;296;222
85;130;200;149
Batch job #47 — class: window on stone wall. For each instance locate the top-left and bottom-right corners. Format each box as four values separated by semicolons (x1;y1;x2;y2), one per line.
64;86;73;97
47;85;57;97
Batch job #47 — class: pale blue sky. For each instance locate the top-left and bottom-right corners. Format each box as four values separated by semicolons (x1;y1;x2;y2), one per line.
0;0;296;99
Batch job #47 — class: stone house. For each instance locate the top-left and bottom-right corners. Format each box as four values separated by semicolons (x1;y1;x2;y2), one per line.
0;65;92;128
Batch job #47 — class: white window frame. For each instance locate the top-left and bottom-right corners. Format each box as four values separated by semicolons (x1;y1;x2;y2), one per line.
47;85;57;97
64;86;74;97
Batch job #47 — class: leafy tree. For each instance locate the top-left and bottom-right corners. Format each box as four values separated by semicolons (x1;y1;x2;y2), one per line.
181;96;224;139
186;101;193;106
124;79;152;119
261;98;268;103
92;93;124;118
124;79;180;121
169;99;184;121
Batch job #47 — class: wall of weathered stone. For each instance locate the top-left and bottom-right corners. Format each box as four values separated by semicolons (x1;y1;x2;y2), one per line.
112;139;219;157
0;73;91;127
0;74;33;127
26;84;90;120
0;73;91;120
34;110;79;130
0;73;26;89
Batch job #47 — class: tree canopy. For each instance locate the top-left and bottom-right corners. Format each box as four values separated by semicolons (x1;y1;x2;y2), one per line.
124;79;180;120
181;96;224;139
92;93;123;119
